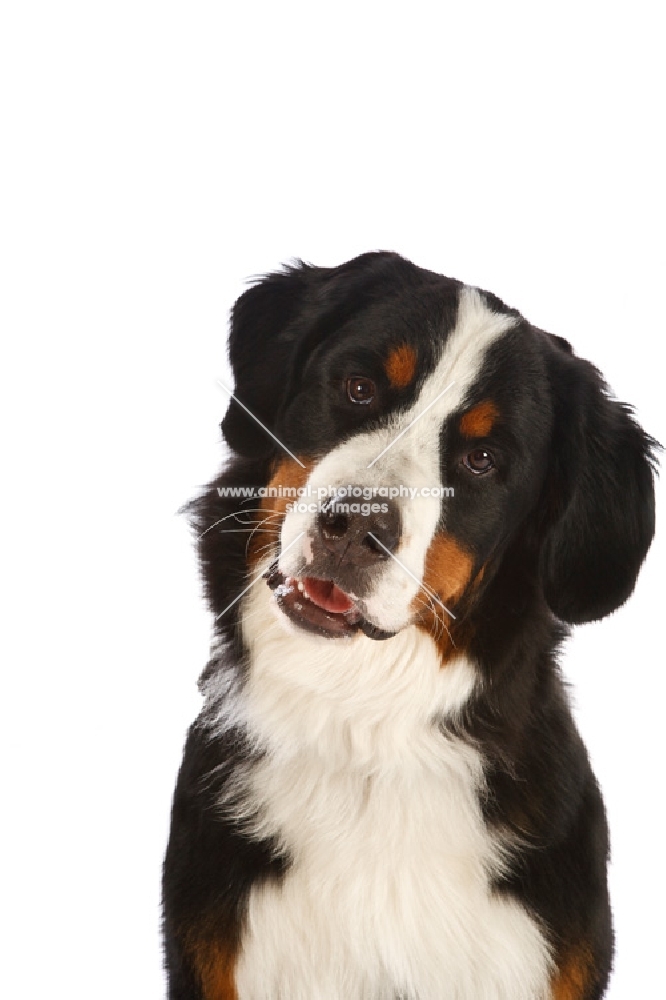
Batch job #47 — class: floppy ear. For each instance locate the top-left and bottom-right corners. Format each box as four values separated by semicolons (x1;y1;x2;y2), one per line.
540;349;657;625
221;263;318;457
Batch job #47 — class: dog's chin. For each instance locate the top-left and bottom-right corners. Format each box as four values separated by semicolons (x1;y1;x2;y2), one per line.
264;564;396;641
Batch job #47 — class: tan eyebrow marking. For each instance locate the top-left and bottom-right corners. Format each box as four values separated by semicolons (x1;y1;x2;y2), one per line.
459;399;499;437
385;344;417;389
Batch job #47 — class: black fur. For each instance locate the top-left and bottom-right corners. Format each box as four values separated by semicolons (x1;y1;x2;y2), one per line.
164;252;657;999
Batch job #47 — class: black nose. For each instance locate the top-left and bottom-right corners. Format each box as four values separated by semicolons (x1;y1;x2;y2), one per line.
317;496;401;565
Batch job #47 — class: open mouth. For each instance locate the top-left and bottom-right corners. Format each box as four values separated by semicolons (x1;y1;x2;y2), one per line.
264;564;395;641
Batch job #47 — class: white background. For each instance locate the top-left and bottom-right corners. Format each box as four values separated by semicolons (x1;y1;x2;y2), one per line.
1;3;664;997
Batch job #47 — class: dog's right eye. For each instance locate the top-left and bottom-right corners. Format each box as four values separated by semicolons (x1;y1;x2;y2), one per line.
346;376;376;405
463;448;495;475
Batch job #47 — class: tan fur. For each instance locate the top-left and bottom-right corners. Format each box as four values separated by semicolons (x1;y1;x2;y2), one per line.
459;399;499;437
385;343;417;388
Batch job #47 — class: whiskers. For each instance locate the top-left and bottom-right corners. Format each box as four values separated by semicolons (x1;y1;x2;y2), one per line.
199;505;284;560
413;589;456;649
199;506;281;537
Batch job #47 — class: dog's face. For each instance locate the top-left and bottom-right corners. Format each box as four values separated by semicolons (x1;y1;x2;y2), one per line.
218;252;655;649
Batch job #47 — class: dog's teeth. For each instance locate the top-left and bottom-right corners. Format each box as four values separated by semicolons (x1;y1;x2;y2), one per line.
297;580;304;593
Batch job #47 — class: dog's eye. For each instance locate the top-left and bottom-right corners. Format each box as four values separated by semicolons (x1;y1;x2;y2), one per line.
346;376;376;405
463;448;495;475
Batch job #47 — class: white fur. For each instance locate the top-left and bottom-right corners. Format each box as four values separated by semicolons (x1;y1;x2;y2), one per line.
279;287;517;633
202;572;553;1000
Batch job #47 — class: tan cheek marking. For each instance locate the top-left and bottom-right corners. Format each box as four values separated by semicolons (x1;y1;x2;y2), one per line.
422;533;475;606
551;946;593;1000
413;533;475;661
247;456;313;567
385;344;417;389
459;399;499;437
187;937;238;1000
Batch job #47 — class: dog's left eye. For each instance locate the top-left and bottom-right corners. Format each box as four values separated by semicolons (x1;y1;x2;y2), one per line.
346;376;376;405
463;448;495;475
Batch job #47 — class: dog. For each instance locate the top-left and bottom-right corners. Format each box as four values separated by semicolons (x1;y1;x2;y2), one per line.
163;252;656;999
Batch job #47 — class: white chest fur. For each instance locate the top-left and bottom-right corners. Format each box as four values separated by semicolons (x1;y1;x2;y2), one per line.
217;585;553;1000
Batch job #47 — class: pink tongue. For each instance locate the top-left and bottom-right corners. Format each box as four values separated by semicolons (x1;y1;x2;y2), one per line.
302;577;354;614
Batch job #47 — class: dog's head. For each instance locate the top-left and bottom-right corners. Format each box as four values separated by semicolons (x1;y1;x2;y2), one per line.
213;252;656;650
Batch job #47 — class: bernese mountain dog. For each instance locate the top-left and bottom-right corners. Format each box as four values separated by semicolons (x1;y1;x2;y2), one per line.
163;251;657;1000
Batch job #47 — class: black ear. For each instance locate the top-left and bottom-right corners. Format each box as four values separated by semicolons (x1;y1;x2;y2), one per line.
221;262;318;457
540;349;657;625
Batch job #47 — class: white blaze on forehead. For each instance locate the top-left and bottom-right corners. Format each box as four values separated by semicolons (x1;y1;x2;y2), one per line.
279;287;517;631
371;286;517;465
